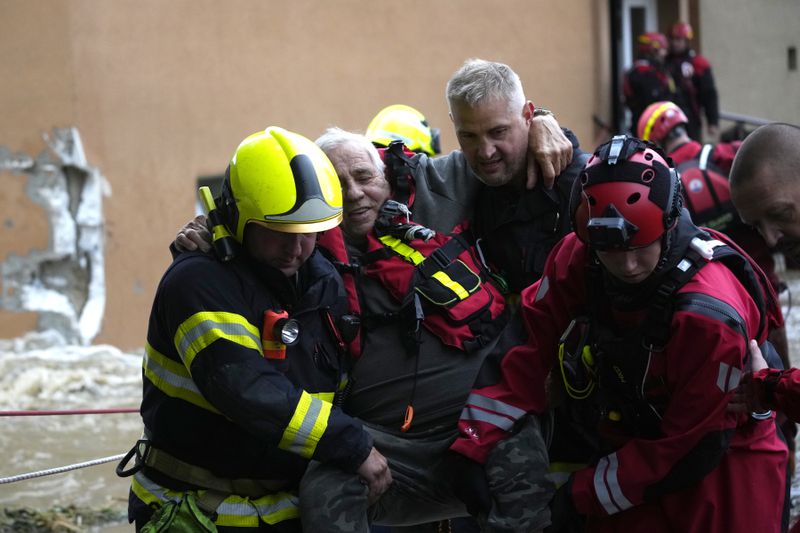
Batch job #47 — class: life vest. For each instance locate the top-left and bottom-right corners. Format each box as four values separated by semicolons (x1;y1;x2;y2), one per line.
555;227;776;452
317;141;508;359
676;144;742;234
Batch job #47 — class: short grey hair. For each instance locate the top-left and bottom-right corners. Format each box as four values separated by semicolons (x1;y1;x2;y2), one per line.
446;58;525;110
315;127;385;174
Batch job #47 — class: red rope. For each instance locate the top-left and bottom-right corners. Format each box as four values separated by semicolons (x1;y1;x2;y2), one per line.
0;408;139;417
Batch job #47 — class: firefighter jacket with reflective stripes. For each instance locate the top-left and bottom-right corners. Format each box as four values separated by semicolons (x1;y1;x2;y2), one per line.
451;227;787;532
134;250;372;526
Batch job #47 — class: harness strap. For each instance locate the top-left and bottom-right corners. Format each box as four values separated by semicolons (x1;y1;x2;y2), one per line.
378;234;476;303
383;140;418;207
123;437;288;498
416;234;471;279
195;489;228;516
642;244;707;349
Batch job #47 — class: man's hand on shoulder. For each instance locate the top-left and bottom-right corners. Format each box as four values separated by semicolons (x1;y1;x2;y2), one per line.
527;113;573;190
175;215;213;254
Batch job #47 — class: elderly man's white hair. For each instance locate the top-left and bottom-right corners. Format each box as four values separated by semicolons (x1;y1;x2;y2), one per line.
315;127;385;174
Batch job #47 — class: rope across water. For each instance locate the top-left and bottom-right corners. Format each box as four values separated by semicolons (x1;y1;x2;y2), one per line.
0;454;126;485
0;407;138;484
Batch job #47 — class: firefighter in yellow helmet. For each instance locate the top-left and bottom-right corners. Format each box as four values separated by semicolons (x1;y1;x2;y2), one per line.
366;104;442;157
119;127;390;532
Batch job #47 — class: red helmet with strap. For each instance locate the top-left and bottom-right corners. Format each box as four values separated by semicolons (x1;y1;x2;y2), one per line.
638;32;668;54
669;21;694;40
573;136;682;250
637;101;689;144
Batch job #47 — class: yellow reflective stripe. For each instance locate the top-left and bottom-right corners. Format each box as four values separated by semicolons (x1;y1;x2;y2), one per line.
310;391;335;403
216;493;299;527
132;471;181;507
132;472;298;527
641;101;674;141
431;270;469;300
380;235;474;300
279;390;332;458
379;235;426;265
175;311;261;368
143;343;219;413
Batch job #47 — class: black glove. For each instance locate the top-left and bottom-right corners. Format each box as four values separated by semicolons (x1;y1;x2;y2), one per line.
448;452;492;517
545;476;584;533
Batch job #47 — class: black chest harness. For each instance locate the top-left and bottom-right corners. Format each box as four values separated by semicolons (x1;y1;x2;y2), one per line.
558;232;768;443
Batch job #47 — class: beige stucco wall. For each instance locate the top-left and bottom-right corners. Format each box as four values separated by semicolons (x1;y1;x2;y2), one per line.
0;0;603;349
701;0;800;127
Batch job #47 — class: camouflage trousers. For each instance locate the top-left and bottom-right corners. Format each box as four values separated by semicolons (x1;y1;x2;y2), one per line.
299;415;553;532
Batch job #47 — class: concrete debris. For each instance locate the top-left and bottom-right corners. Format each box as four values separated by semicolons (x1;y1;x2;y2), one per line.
1;128;109;345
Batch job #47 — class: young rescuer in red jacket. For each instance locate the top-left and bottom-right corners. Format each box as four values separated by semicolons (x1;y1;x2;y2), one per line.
451;135;788;532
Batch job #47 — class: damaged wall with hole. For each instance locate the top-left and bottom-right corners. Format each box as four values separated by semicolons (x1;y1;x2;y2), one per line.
1;1;602;349
0;128;108;346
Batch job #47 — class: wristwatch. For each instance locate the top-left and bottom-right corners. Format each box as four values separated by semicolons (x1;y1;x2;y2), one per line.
534;107;556;119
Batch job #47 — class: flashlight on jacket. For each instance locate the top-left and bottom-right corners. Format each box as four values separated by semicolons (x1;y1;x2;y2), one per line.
262;309;300;360
198;186;237;262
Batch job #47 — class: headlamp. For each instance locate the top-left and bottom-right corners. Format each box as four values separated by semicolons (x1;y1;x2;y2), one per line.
274;317;300;346
262;310;300;359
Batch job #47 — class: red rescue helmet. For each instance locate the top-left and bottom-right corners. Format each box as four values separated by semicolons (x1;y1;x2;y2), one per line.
669;21;694;40
637;101;689;144
573;135;682;250
637;32;668;54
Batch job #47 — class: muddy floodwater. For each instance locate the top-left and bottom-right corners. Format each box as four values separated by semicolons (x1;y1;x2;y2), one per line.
3;269;800;531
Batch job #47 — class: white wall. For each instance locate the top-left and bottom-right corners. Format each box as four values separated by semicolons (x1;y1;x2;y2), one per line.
701;0;800;127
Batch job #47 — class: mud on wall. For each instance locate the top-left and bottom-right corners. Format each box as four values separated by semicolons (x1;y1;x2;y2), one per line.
0;128;107;345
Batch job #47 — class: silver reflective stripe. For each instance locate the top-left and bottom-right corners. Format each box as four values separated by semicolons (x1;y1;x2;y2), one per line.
593;453;632;515
717;362;742;393
716;362;730;392
465;393;527;420
460;405;516;432
284;396;323;455
728;366;742;390
604;453;633;513
535;275;550;302
177;320;260;364
144;351;201;395
699;144;713;171
217;496;299;519
134;471;181;504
